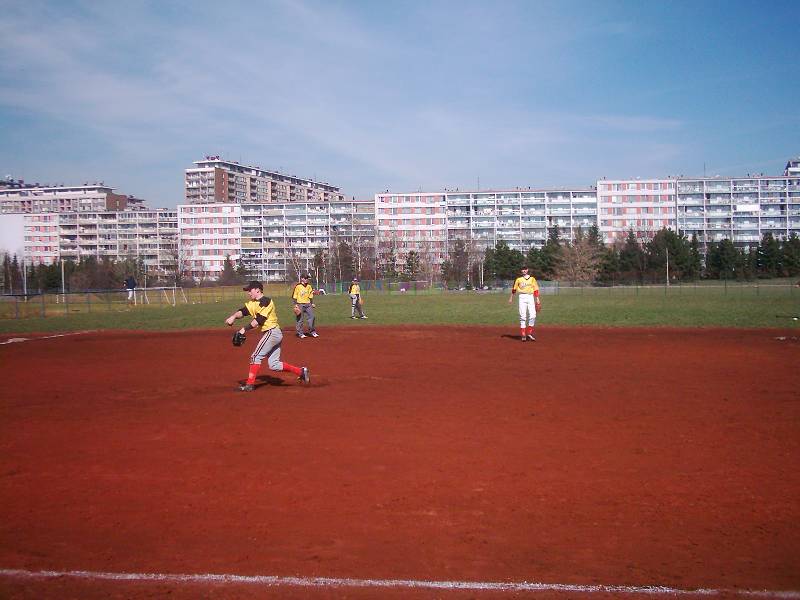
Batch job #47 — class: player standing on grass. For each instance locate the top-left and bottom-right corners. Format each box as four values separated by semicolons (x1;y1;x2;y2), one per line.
348;277;367;319
508;265;541;342
226;280;310;392
292;273;319;338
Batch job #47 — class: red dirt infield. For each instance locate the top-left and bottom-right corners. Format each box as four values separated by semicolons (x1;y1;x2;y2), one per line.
1;325;799;599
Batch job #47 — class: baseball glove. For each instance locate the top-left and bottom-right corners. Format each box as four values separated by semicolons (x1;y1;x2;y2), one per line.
293;304;302;316
232;331;246;347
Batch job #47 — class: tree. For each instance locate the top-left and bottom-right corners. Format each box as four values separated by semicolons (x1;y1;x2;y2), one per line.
705;240;741;279
782;233;800;276
644;228;692;283
526;245;545;276
312;250;328;288
484;241;523;281
444;238;469;284
539;226;563;279
403;250;422;281
596;246;620;284
618;229;645;282
218;255;242;286
555;228;601;283
756;232;782;278
688;234;702;280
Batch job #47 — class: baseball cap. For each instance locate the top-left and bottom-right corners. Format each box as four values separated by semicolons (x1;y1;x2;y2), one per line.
352;277;359;281
242;280;263;291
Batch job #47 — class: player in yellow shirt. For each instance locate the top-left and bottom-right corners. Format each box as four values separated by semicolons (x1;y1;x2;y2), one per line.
292;273;319;338
508;265;542;342
226;280;310;392
348;277;367;319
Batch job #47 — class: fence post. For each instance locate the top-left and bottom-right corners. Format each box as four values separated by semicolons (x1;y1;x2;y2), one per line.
15;297;19;319
41;292;46;318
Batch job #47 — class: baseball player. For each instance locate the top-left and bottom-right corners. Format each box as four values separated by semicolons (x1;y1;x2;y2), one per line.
292;273;319;338
348;277;367;319
226;280;310;392
123;275;137;304
508;265;542;341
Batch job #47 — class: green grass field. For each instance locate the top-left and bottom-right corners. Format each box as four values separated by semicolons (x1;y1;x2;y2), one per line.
1;283;798;334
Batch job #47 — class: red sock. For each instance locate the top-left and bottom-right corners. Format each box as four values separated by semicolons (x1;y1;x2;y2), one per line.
281;362;301;376
527;326;534;336
246;363;261;384
520;327;526;337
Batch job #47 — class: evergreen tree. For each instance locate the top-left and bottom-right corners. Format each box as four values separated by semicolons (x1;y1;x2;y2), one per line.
539;225;563;279
782;233;800;276
644;228;692;283
688;234;702;279
218;255;241;285
403;250;422;280
618;230;644;282
9;254;23;292
526;245;545;276
706;240;741;279
596;246;620;284
449;239;469;284
756;232;782;277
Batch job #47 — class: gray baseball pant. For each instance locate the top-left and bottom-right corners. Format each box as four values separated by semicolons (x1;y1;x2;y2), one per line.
295;303;315;335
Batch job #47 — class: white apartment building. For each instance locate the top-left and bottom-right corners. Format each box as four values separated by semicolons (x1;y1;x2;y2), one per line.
185;157;345;205
0;179;144;214
375;189;598;275
597;171;800;249
178;201;375;282
23;210;179;276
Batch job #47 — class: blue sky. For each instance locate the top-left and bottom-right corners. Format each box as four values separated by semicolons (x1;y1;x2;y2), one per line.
0;0;797;208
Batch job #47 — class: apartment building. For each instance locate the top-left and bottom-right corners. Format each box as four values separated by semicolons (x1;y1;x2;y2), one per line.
0;179;144;214
375;189;598;275
185;157;345;205
596;179;677;244
597;170;800;249
178;201;375;282
23;209;179;276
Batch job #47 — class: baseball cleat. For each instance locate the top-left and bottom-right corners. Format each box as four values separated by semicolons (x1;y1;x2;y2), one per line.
527;335;536;341
351;316;357;319
238;383;255;392
309;331;319;338
360;315;368;319
299;367;310;384
297;333;306;339
521;335;527;342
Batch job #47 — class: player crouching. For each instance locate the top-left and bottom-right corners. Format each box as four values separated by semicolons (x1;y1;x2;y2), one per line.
226;281;310;392
508;265;542;342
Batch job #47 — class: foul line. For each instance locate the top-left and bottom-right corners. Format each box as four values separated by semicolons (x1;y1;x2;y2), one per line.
0;331;94;345
1;568;799;597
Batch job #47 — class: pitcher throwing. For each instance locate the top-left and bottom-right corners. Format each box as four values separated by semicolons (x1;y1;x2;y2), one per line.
226;280;310;392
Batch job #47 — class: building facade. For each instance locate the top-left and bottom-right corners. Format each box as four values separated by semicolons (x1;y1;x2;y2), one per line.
0;180;144;214
178;200;375;282
185;157;345;205
597;171;800;249
22;209;178;276
375;189;598;276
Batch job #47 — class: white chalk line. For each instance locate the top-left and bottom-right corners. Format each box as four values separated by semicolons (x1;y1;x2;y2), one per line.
0;331;94;345
1;568;798;597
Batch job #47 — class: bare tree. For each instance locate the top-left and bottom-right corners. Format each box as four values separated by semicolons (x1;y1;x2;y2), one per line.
286;249;304;282
554;229;601;283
